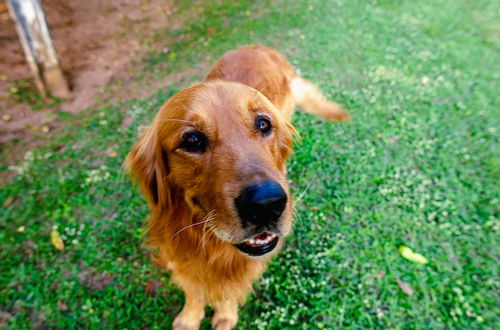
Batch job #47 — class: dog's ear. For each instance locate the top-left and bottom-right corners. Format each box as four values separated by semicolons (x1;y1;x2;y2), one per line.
124;124;172;209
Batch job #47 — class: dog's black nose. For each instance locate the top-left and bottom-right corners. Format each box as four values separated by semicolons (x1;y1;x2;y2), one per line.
235;180;287;225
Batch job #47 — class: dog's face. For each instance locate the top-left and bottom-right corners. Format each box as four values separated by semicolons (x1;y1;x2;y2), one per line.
127;81;296;257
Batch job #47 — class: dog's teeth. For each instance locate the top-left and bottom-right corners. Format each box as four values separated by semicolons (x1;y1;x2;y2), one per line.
245;232;277;247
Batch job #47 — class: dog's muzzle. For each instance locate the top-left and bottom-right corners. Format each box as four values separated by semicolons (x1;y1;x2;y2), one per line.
233;180;286;256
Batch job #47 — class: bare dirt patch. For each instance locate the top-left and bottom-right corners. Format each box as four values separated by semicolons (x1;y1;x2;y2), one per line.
0;0;177;145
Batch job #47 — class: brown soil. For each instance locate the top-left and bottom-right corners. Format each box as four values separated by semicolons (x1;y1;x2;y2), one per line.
0;0;178;145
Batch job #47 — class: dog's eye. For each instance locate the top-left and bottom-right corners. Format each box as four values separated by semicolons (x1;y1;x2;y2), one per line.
255;116;272;135
179;131;208;152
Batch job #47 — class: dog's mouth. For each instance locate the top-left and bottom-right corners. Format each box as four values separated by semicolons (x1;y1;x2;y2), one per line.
234;232;279;257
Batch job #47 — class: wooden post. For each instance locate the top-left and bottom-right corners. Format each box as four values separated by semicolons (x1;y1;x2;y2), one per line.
7;0;71;98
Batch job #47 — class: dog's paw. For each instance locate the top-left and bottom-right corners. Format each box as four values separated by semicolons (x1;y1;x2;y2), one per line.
173;311;203;330
211;313;238;330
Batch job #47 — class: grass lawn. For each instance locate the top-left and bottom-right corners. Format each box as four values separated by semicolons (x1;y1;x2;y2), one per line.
1;0;498;328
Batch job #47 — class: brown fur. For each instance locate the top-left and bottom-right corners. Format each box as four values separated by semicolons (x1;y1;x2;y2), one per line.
125;45;348;329
207;45;349;121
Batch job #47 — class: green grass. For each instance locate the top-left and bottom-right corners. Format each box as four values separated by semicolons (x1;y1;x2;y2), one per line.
6;80;64;110
1;0;499;328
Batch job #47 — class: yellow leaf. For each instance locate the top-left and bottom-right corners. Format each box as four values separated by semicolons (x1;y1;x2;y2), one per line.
398;246;428;264
51;230;65;251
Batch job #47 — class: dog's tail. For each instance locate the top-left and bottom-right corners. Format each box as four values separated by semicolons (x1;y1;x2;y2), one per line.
290;76;350;121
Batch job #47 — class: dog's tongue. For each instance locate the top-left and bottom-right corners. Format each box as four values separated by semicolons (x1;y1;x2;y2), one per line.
243;232;277;247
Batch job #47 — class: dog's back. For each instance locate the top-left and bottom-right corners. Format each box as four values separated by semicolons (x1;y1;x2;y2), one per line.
206;45;295;117
206;44;349;121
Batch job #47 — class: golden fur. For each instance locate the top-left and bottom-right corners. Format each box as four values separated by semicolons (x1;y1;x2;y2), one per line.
125;45;348;329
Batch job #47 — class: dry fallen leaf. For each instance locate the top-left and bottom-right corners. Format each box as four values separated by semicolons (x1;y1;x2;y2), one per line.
50;230;65;250
3;196;14;208
77;271;114;291
374;270;386;279
57;300;68;311
145;280;161;297
396;279;413;296
0;311;13;324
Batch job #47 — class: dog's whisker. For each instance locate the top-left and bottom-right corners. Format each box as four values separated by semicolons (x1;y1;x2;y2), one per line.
173;215;213;238
198;210;217;253
293;181;313;205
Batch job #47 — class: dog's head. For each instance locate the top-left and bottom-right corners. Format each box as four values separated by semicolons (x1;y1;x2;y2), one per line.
126;80;296;257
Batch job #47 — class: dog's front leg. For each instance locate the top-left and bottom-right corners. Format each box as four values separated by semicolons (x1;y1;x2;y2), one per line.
211;300;238;330
173;284;206;330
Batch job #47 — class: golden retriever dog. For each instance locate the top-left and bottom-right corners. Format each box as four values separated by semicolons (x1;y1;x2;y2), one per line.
125;45;348;329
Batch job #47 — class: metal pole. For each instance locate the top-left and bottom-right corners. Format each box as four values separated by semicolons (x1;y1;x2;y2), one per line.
7;0;71;98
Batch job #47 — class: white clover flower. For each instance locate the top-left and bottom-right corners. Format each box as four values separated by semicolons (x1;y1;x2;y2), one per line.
81;165;111;187
128;104;147;119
